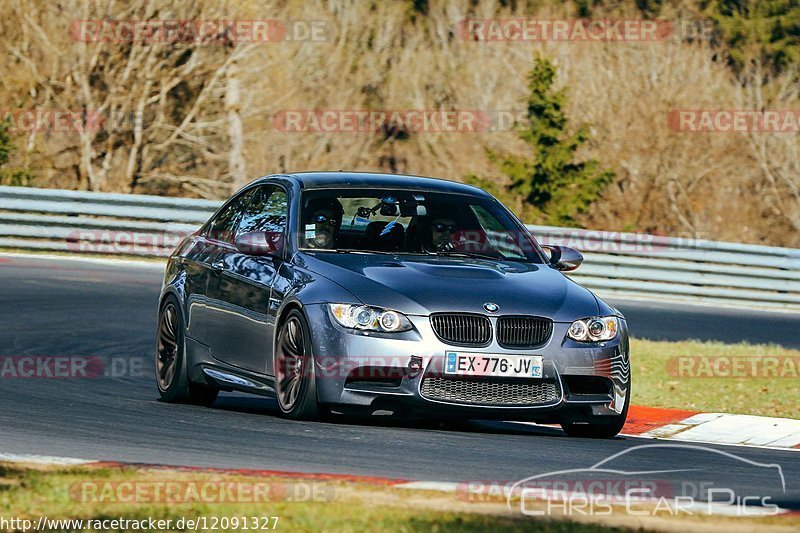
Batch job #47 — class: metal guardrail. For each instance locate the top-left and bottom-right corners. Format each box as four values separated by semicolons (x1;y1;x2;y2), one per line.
529;225;800;311
1;185;798;311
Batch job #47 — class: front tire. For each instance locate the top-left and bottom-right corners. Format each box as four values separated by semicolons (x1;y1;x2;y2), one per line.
560;379;630;439
156;295;219;407
274;310;319;420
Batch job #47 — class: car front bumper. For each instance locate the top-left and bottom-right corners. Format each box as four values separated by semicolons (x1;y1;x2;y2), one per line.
304;304;630;422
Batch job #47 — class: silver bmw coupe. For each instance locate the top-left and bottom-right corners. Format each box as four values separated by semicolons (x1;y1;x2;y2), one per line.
156;172;630;438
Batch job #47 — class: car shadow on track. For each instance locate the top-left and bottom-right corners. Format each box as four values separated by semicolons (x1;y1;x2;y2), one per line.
210;393;581;440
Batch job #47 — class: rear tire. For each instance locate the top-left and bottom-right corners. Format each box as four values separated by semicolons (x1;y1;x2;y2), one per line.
560;379;630;439
156;295;219;406
274;310;319;420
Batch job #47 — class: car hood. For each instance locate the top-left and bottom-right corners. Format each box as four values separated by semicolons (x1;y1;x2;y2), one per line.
296;252;600;321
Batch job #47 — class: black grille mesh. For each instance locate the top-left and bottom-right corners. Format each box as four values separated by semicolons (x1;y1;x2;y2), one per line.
430;314;491;345
421;377;559;406
497;316;553;347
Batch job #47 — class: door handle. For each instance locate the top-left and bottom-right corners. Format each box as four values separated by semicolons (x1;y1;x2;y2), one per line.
211;260;225;272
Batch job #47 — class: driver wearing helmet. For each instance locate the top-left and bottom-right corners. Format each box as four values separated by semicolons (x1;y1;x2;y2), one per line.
429;217;460;252
304;198;344;249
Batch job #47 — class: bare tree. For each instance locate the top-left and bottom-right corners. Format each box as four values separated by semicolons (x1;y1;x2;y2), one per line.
0;0;258;197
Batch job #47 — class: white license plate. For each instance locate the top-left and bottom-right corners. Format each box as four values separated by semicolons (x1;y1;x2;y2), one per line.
444;352;543;378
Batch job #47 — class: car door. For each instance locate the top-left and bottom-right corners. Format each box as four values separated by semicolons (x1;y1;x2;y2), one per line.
205;185;289;374
186;188;255;346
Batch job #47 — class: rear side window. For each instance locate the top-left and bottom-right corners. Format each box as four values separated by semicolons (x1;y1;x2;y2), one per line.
206;189;255;243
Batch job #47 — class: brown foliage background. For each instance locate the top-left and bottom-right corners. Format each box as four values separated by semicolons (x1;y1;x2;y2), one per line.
0;0;798;246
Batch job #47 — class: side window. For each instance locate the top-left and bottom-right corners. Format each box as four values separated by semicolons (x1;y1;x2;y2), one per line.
237;186;289;235
206;189;255;243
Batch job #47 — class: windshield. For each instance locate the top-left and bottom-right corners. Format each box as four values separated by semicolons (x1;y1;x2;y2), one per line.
298;189;545;263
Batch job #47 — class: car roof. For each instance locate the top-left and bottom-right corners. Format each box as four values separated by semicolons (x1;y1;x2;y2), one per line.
260;171;490;197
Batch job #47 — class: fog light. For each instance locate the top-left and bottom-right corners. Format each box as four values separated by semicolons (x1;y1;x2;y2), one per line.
408;356;423;377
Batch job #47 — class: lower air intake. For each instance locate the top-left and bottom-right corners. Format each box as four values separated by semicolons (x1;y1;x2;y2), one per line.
420;377;559;406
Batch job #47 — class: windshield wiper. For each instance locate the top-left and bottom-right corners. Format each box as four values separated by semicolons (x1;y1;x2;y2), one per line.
430;251;502;261
320;248;513;261
332;248;401;255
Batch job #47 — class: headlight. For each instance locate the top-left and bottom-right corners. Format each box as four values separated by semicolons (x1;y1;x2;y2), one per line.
567;316;619;342
328;304;413;333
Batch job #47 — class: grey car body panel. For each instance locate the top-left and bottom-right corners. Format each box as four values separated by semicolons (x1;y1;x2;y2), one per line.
296;252;601;320
302;303;629;419
159;172;630;421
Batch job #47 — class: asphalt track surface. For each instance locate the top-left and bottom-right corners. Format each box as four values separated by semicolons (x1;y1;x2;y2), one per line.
0;254;798;508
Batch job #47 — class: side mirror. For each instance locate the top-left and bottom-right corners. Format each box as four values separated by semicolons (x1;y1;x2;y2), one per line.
235;231;284;257
542;245;583;272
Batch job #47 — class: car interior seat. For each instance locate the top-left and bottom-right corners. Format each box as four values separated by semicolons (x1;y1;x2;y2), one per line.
365;221;405;251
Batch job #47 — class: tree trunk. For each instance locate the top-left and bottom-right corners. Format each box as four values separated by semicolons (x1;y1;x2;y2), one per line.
226;57;246;193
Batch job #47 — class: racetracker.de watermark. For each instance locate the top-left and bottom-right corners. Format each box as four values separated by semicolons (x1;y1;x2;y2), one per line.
0;356;144;379
1;109;151;135
534;229;707;254
72;480;334;504
70;19;332;43
274;110;493;133
458;479;676;503
63;228;709;257
667;356;800;378
668;109;800;133
271;109;611;134
66;229;188;256
457;19;672;42
457;18;715;42
0;109;104;133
